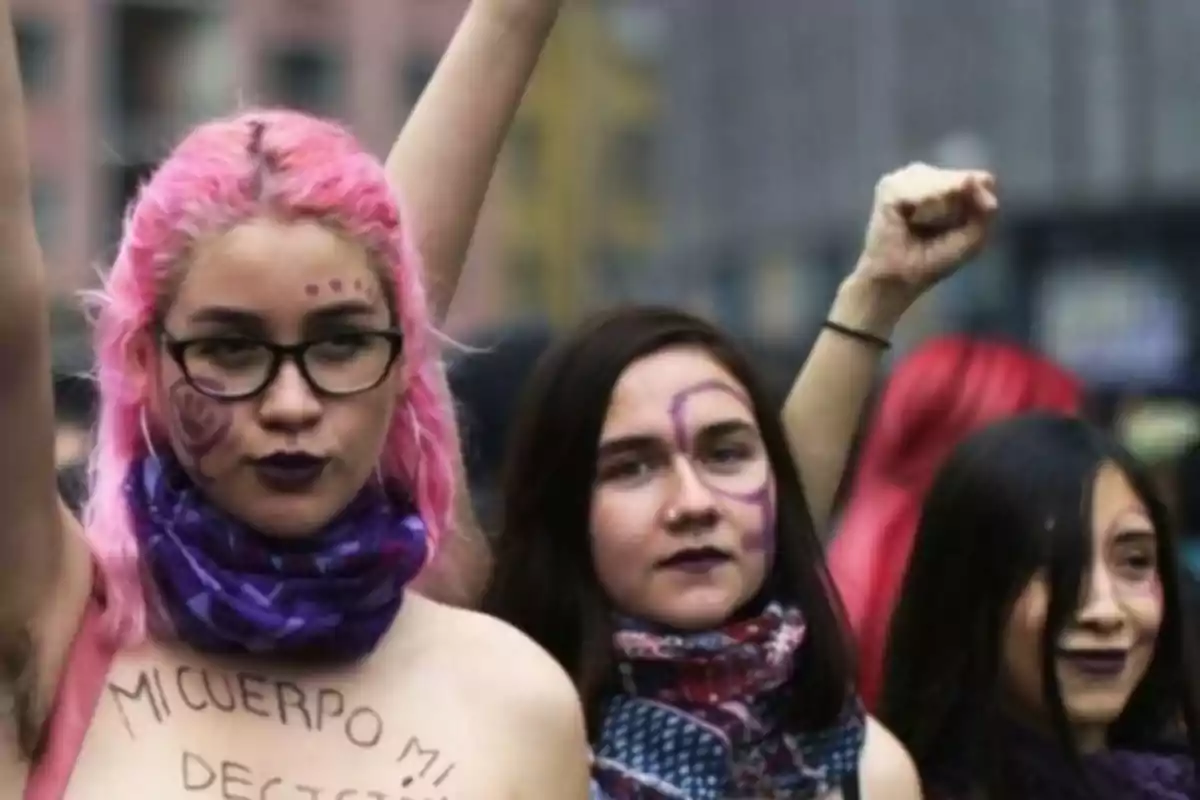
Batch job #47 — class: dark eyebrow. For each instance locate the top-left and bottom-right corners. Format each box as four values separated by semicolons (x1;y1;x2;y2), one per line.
1112;529;1156;547
597;420;756;459
693;419;758;442
597;435;662;460
185;300;381;334
185;306;267;333
304;300;380;324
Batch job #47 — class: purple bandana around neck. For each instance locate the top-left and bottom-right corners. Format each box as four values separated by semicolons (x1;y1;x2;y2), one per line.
930;719;1196;800
125;454;428;661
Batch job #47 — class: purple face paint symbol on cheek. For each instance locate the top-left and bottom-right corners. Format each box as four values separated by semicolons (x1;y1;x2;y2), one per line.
167;378;233;478
305;284;320;298
1123;574;1162;600
668;379;777;563
329;278;343;293
738;493;776;563
741;530;766;552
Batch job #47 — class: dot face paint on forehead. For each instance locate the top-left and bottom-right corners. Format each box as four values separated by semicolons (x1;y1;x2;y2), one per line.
303;278;379;305
667;378;776;561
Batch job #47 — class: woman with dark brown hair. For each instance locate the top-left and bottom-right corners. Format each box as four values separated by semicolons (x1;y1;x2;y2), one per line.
830;337;1083;710
485;164;999;798
881;415;1199;798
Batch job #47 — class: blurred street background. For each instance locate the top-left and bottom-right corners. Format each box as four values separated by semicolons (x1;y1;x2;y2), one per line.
23;0;1200;544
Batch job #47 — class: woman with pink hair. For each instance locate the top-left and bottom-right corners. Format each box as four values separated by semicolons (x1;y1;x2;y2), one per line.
0;1;590;798
828;336;1083;711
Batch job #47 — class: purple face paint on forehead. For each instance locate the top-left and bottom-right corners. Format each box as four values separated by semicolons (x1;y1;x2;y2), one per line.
303;278;379;304
667;378;776;562
666;379;758;502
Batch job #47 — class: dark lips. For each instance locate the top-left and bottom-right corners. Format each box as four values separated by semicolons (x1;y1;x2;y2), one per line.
253;452;329;492
659;547;732;574
1059;649;1129;678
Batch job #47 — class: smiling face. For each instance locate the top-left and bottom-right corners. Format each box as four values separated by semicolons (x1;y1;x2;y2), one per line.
589;345;776;630
1002;462;1163;750
151;216;402;538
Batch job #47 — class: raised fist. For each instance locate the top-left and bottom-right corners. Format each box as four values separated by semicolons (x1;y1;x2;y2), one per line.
852;162;998;297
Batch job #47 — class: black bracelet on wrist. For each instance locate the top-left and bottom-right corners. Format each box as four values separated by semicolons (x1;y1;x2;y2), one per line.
822;320;891;350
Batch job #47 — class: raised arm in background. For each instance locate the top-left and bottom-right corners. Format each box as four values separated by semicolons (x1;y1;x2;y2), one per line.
0;0;94;760
384;0;561;322
384;0;561;605
782;164;998;531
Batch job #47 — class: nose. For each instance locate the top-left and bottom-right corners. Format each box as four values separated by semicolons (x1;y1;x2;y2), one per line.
662;457;719;533
1076;568;1125;634
257;360;322;430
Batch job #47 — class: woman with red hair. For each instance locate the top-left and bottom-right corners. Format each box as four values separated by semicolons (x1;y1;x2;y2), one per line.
829;335;1082;710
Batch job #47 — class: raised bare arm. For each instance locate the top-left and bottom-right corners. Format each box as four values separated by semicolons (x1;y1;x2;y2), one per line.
782;165;997;531
0;0;77;637
384;0;560;322
386;0;559;605
781;278;901;532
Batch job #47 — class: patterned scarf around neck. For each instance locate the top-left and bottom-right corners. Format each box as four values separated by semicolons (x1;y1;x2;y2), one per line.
591;603;866;799
930;719;1196;800
124;454;428;660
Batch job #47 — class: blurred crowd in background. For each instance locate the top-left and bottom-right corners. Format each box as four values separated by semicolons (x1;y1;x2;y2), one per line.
23;0;1200;575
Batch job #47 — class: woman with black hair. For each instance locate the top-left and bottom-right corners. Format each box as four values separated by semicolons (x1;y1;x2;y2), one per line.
484;164;998;798
881;414;1199;799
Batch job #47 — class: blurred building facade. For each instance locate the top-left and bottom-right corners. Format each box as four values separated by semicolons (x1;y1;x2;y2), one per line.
19;0;1200;388
492;0;1200;387
651;0;1200;388
13;0;506;370
498;0;663;325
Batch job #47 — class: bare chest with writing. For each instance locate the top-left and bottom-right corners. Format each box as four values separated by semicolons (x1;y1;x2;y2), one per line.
60;649;500;800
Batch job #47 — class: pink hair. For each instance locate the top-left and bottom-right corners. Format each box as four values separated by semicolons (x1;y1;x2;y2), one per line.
829;336;1082;710
83;108;458;648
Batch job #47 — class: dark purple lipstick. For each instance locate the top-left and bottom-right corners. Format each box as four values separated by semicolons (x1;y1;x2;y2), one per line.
658;546;732;574
1059;648;1129;679
253;451;329;493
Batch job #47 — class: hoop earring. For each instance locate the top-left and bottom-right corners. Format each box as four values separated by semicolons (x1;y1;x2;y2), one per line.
140;406;161;460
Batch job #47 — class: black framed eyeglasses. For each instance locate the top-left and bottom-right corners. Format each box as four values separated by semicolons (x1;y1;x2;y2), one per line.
161;329;405;400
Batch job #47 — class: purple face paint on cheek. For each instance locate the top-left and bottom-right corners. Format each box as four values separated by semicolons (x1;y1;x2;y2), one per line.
668;379;776;563
740;492;776;556
737;490;776;569
304;283;320;297
329;278;343;293
1125;573;1163;599
167;378;232;480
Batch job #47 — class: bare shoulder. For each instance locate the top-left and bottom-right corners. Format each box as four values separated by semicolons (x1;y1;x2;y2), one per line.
858;715;922;800
419;597;581;704
409;597;591;797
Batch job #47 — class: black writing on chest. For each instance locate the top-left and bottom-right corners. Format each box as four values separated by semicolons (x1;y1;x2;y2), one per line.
106;667;456;795
181;748;453;800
